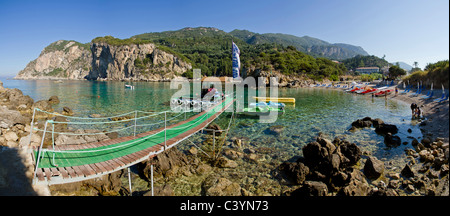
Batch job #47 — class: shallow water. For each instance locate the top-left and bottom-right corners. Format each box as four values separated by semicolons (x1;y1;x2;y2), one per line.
3;79;423;195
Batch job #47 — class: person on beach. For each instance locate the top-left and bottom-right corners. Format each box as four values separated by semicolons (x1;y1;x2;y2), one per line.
395;87;398;95
413;107;423;119
410;103;418;116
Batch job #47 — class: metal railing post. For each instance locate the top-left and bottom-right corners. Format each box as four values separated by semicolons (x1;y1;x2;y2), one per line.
213;130;216;159
133;110;137;136
27;108;36;148
151;164;154;196
32;120;49;185
164;111;167;150
128;167;132;196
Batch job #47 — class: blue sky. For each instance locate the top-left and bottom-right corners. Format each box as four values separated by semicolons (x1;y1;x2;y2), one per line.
0;0;448;76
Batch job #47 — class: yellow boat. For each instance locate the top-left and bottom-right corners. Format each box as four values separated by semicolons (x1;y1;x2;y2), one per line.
253;96;296;104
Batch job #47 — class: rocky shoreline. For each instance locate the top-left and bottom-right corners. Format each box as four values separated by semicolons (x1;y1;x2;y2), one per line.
1;79;448;196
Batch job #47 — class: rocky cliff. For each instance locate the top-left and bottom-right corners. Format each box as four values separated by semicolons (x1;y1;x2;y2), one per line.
89;42;192;81
16;40;92;80
15;39;192;81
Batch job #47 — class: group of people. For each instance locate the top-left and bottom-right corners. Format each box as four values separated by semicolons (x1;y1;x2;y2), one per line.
410;103;423;119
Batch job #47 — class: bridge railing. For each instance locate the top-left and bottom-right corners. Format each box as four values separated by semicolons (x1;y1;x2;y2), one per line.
29;99;227;184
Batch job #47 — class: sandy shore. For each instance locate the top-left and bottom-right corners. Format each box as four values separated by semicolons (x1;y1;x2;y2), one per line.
389;89;449;143
316;83;449;142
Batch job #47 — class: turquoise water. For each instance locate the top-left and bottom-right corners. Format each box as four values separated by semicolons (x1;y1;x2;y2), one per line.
2;79;422;161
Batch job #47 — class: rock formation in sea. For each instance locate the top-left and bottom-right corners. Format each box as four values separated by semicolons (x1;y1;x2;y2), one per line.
16;40;92;80
89;42;191;81
15;40;192;81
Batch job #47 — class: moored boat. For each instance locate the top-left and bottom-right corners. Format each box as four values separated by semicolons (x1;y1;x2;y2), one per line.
374;89;393;97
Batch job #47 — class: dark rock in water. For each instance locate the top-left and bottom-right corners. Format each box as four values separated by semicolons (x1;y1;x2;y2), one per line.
201;175;242;196
363;156;385;180
137;147;189;179
215;156;238;168
421;137;432;147
401;164;415;178
48;95;60;104
302;141;330;170
144;184;174;196
351;118;373;128
33;100;53;112
372;118;384;127
291;181;328;196
411;138;419;146
331;171;350;188
384;133;401;147
62;106;74;116
375;123;398;134
206;123;222;135
279;162;310;185
266;125;285;136
337;142;361;166
337;169;369;196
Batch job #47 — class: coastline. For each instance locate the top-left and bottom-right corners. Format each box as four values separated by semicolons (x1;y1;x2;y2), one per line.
314;84;449;143
1;79;448;196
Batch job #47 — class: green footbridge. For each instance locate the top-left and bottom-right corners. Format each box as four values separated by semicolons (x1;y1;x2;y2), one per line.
31;97;234;185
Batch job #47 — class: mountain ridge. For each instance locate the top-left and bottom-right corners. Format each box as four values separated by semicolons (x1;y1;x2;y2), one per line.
229;29;369;59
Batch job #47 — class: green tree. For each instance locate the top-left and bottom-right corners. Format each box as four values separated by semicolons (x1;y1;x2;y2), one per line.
388;65;406;79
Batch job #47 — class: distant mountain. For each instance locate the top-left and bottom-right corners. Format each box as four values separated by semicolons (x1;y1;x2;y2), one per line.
392;62;413;71
229;29;369;60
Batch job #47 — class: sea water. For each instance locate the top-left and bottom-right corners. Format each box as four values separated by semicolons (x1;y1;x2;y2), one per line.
2;79;423;194
2;79;422;159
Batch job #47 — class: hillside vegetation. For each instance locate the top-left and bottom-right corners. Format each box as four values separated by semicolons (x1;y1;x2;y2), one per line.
133;27;346;80
403;60;449;88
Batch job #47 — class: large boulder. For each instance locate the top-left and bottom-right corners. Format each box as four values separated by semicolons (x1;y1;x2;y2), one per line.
351;117;373;128
215;157;238;168
337;169;369;196
32;100;53;112
400;164;415;178
363;156;385;180
48;96;60;104
0;106;29;128
336;141;361;167
279;162;310;185
291;181;328;196
138;147;189;180
375;123;398;135
144;184;174;196
62;106;73;116
0;88;34;110
384;133;401;147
